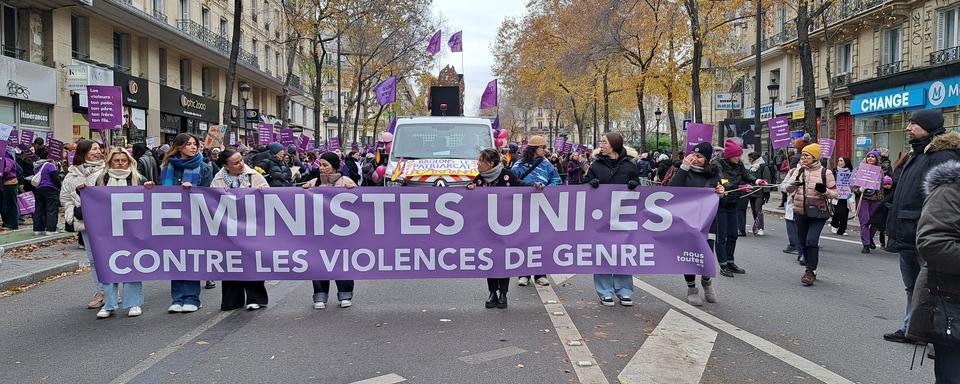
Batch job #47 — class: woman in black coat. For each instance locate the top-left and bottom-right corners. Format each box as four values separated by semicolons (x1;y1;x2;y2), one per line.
585;132;641;307
468;148;524;309
668;142;723;306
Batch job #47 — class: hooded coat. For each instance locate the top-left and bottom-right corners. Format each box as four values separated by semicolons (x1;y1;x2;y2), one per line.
885;132;960;251
586;146;640;185
906;160;960;343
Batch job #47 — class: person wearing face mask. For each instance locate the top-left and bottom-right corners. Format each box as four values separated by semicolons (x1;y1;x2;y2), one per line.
159;133;214;314
882;109;960;345
212;148;270;311
713;139;767;277
784;144;838;286
88;147;147;318
303;152;356;309
669;142;724;305
585;132;641;307
467;148;524;309
60;139;106;308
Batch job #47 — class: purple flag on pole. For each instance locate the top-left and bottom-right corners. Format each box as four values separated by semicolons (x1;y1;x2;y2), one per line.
448;31;462;52
480;79;498;110
819;138;836;159
426;30;441;55
685;123;714;155
491;115;499;131
78;185;720;282
769;116;791;149
387;115;397;134
374;76;397;106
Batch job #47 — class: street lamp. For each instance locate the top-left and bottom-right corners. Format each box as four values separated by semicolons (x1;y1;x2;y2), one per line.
239;82;251;142
654;107;662;153
767;79;779;156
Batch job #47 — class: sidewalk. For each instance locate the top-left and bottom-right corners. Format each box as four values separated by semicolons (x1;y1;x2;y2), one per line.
0;225;82;292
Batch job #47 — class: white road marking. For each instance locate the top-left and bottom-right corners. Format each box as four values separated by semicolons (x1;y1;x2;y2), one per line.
551;274;575;284
349;373;407;384
618;309;717;384
458;346;527;364
535;284;610;384
821;236;863;245
632;277;856;384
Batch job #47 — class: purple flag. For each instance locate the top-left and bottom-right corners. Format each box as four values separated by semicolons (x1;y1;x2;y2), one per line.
426;30;441;55
769;116;791;150
387;115;397;134
257;123;274;146
374;76;397;106
480;79;498;110
819;138;836;159
685;123;714;155
79;185;719;282
87;85;123;131
491;115;499;131
448;31;462;52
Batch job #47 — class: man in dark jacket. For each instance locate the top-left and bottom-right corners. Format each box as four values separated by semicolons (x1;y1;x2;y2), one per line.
258;142;292;187
133;143;159;184
883;109;960;344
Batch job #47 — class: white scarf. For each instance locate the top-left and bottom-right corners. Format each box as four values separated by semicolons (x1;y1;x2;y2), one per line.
106;168;131;186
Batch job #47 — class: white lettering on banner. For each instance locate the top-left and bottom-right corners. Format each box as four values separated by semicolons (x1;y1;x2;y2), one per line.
151;193;183;236
488;194;523;236
531;193;568;232
189;194;238;236
264;194;305;236
434;193;464;235
361;194;395;235
111;194;144;236
610;191;640;231
643;192;674;231
859;91;912;112
400;194;430;235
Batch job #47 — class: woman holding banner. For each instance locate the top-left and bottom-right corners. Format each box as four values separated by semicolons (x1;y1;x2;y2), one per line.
89;147;146;318
829;157;852;236
511;135;560;287
586;132;641;307
785;144;838;286
60;139;105;308
713;140;766;277
468;148;523;309
303;152;356;309
853;150;886;254
668;142;724;305
213;148;270;311
160;133;213;314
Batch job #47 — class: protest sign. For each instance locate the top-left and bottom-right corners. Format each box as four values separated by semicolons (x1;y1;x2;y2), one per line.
819;138;836;159
279;128;295;147
204;125;228;149
80;185;719;282
685;123;713;154
47;139;64;161
852;164;882;190
836;169;853;200
87;85;123;130
769;117;791;149
257;123;273;146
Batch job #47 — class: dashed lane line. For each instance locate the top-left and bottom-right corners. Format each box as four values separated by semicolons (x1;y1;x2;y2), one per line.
535;283;610;384
349;373;407;384
458;346;527;364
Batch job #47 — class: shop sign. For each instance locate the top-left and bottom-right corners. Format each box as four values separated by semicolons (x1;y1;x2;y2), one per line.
159;85;219;123
714;93;741;110
19;102;50;127
851;86;925;115
113;71;150;109
0;55;57;104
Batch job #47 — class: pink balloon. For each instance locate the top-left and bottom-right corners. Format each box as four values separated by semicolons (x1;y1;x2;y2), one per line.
385;142;392;152
380;132;394;143
376;165;387;177
497;130;509;139
495;138;506;148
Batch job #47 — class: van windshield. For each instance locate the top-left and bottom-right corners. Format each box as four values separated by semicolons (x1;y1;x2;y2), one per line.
391;123;492;160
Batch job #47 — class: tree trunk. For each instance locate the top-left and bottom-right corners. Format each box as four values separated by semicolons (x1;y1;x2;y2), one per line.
371;104;385;146
667;87;678;156
221;0;243;140
592;76;599;145
313;39;326;144
686;0;703;123
602;67;610;133
635;81;647;152
797;0;818;134
279;31;300;130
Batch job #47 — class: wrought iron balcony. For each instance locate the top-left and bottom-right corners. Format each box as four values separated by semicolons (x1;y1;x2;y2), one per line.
176;19;230;54
2;45;26;61
238;50;258;68
833;72;854;88
152;10;167;23
930;46;960;66
877;60;903;77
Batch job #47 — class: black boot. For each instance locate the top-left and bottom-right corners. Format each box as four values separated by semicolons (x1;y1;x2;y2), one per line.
497;292;508;309
485;292;498;308
861;246;871;254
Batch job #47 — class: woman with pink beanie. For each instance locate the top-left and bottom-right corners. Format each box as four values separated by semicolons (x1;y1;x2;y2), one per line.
712;139;768;277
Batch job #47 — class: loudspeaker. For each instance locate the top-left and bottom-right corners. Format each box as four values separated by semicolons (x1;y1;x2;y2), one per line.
430;86;461;116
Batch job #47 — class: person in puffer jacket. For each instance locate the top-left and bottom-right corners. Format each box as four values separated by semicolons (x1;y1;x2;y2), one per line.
712;139;767;277
59;140;106;309
784;143;838;286
511;135;561;188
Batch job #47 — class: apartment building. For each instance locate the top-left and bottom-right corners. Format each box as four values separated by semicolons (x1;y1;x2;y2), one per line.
1;0;313;148
733;0;960;164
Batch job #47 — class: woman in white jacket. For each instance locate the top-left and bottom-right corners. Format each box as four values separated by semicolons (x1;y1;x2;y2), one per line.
59;139;105;309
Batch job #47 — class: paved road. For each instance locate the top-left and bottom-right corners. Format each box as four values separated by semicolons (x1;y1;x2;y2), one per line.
0;213;936;383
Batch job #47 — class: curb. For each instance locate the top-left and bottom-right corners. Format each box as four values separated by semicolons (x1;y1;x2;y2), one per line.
0;232;75;252
0;260;80;291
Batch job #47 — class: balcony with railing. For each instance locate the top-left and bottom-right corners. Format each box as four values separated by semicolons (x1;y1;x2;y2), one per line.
2;45;26;61
930;46;960;66
176;19;230;54
152;10;167;23
877;60;904;77
833;72;855;88
238;50;258;68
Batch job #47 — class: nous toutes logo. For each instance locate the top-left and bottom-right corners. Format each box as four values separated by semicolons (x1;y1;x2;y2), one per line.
180;94;207;111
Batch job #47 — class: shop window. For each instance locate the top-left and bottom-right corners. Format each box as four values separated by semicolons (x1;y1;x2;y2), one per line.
0;99;15;126
71;15;90;59
180;58;191;92
113;32;131;73
2;4;17;59
882;28;901;65
937;7;959;50
159;47;167;85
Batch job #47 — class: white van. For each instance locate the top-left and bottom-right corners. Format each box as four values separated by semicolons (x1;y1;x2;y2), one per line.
385;116;495;187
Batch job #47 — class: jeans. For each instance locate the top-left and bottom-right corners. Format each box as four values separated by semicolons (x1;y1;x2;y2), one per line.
1;183;18;228
103;282;143;311
859;199;881;246
80;231;104;293
934;342;960;384
795;215;827;271
312;280;354;302
593;274;633;299
785;219;805;258
736;198;749;234
171;280;202;306
715;206;739;265
32;188;59;232
899;250;922;331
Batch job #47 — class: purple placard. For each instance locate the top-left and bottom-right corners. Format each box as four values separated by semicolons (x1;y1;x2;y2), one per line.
836;169;853;200
79;185;719;282
67;150;75;165
279;128;295;146
685;123;714;154
8;129;17;145
20;130;34;147
329;137;341;149
87;85;123;131
819;138;836;159
45;131;54;144
351;142;360;152
47;139;64;161
852;164;882;190
553;137;565;150
257;123;273;146
246;135;256;147
562;142;573;154
769;116;791;150
307;138;315;151
298;134;310;151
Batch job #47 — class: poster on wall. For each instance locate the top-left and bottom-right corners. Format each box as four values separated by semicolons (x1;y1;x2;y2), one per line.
122;107;146;132
720;119;757;155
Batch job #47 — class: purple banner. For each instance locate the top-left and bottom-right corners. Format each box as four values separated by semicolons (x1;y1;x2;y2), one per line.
257;123;273;146
79;186;719;282
329;137;341;149
87;85;123;131
685;123;714;154
48;139;64;161
819;138;836;159
279;128;295;147
852;164;882;190
770;116;791;150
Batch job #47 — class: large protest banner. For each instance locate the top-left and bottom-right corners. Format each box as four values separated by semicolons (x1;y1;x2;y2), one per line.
79;185;719;282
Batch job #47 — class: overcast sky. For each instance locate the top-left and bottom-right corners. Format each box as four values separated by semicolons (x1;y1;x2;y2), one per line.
430;0;527;116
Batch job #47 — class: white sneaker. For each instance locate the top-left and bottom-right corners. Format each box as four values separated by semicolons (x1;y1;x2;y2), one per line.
45;231;58;236
756;229;764;236
78;244;85;250
128;307;142;317
167;304;183;313
313;302;326;309
518;277;530;286
181;304;199;312
33;231;43;236
245;303;261;310
339;300;352;308
830;226;838;234
535;277;551;286
96;309;113;318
